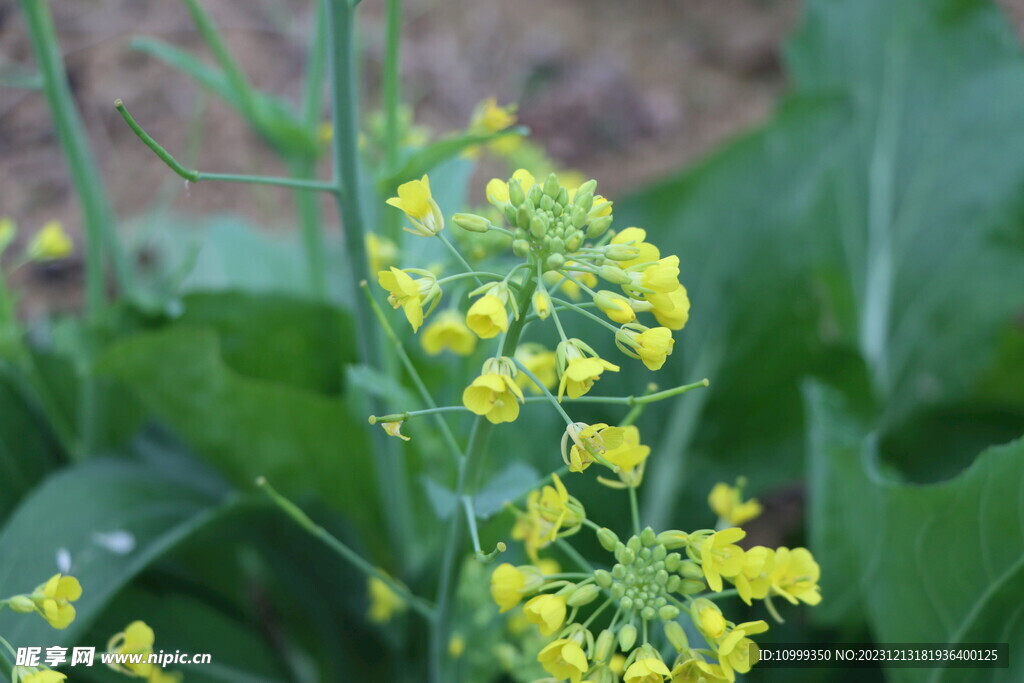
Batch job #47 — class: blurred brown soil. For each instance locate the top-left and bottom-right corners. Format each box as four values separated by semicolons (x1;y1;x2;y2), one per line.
2;0;1023;313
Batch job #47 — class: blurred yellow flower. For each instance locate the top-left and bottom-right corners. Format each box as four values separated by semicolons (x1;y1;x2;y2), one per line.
367;232;399;274
769;547;821;606
421;310;477;356
8;573;82;630
106;620;155;677
624;656;671;683
367;575;406;623
27;221;72;262
523;593;567;636
708;479;762;527
514;343;558;395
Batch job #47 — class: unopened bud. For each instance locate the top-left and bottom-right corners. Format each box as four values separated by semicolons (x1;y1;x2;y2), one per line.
512;239;531;257
565;231;583;252
597;527;620;552
509;179;526;206
543;173;561;197
618;624;637;651
641;606;657;621
595;629;615;662
680;562;704;580
640;527;657;546
545;253;565;270
594;569;613;589
568;583;600;607
587;215;613;238
8;595;35;612
605;244;641;261
598;265;631;285
656;530;689;549
452;212;490;233
659;604;680;622
664;621;688;652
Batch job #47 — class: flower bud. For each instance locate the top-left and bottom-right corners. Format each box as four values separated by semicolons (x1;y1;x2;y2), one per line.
543;173;561;198
594;569;613;589
655;569;669;586
595;629;615;662
616;546;635;565
565;231;583;252
620;596;633;611
512;239;531;257
612;563;626;580
666;575;681;593
610;583;625;599
640;527;657;546
656;530;689;549
540;194;555;211
532;289;552;320
659;605;680;622
568;584;600;607
641;606;657;621
7;595;35;613
679;561;704;580
509;179;526;206
664;553;681;572
545;253;565;270
618;624;637;651
664;621;688;652
627;536;642;553
575;179;598;198
452;212;490;233
680;579;706;595
574;191;595;214
598;265;631;285
597;527;620;552
587;215;613;238
516;204;533;229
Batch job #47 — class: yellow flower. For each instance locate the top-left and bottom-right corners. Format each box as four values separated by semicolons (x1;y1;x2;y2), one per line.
632;255;681;294
486;169;537;208
670;656;728;683
470;97;517;133
716;620;768;682
615;324;675;371
377;267;440;332
27;220;72;261
624;657;671;683
466;294;509;339
9;573;82;630
514;343;557;395
16;669;67;683
699;528;747;592
769;547;821;606
594;290;636;324
556;339;620;401
490;563;542;612
732;546;774;605
709;480;762;527
381;420;411;441
367;575;406;623
532;288;552;320
367;232;399;274
0;217;15;255
421;310;477;355
106;620;155;676
602;425;650;475
538;639;589;682
691;598;727;639
523;593;567;636
448;634;466;658
561;422;624;473
610;653;627;675
462;359;524;424
532;473;586;538
547;265;596;300
650;286;690;331
611;227;660;269
385;175;444;236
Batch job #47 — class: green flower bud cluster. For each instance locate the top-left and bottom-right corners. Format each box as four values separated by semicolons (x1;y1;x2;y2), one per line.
592;526;705;624
504;174;612;271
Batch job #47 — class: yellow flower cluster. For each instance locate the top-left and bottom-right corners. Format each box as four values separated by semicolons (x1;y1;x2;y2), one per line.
490;474;822;683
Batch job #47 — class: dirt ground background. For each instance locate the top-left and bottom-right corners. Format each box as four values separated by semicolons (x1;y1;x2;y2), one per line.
2;0;1024;310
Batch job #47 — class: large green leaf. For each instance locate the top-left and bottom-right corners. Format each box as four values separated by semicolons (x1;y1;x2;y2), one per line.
96;326;375;526
0;369;63;518
621;0;1024;530
806;382;1024;683
786;0;1024;421
0;459;231;649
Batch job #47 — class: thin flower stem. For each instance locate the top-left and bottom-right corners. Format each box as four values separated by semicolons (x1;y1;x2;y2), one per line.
437;271;506;286
116;101;336;192
551;296;620;334
362;284;464;460
556;537;595;572
437;232;482;286
635;379;710;404
258;477;435;619
525;301;598;323
461;495;481;553
513;358;574;426
703;589;739;601
582;598;614;629
628;485;642;536
559;270;599;298
581;517;603;532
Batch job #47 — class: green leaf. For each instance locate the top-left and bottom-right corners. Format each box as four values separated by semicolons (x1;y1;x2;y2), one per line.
379;127;528;192
785;0;1024;420
806;382;1024;682
178;291;356;395
0;369;63;518
96;326;375;526
0;459;232;648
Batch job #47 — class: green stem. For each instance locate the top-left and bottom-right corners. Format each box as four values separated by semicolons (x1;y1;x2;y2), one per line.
551;296;620;334
513;358;574;426
556;537;595;572
431;273;538;682
461;495;481;553
704;588;739;602
437;271;505;286
381;0;403;242
181;0;258;121
437;232;482;285
258;477;434;619
628;485;642;536
116;100;334;192
21;0;131;310
293;0;330;299
328;0;414;567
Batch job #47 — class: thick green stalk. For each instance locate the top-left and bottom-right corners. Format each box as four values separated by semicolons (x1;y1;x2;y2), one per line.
326;0;413;564
431;274;538;682
20;0;132;311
